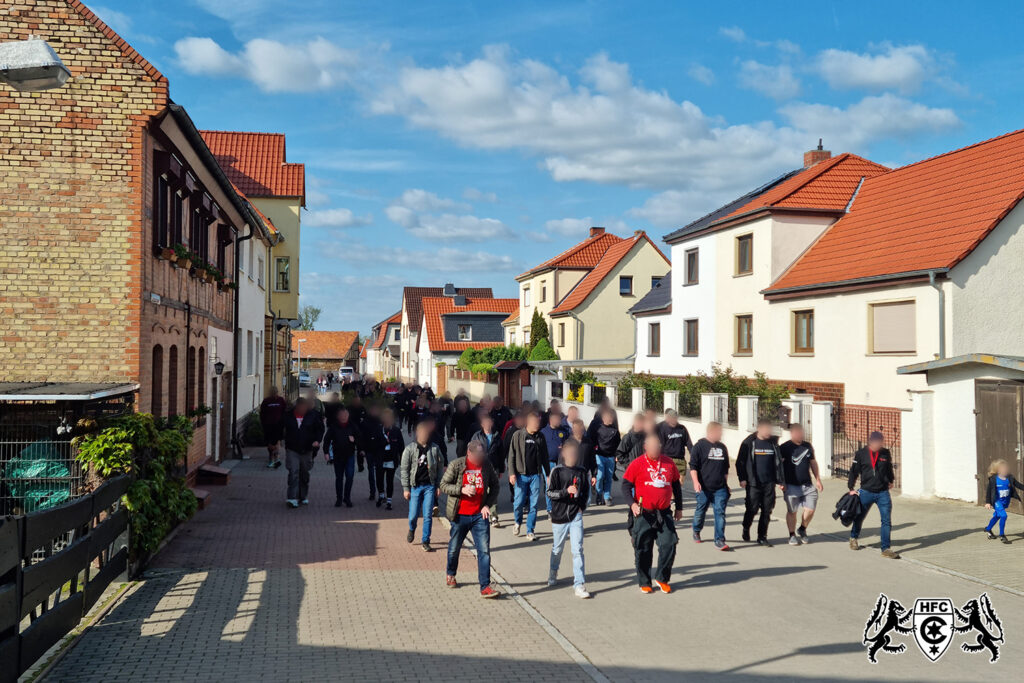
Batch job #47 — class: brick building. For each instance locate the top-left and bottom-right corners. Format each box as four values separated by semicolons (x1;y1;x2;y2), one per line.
0;1;272;477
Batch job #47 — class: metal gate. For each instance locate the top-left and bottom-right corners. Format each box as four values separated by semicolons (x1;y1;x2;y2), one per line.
831;405;902;487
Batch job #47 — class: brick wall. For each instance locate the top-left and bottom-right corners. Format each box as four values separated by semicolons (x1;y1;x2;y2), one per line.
0;0;167;383
766;379;846;410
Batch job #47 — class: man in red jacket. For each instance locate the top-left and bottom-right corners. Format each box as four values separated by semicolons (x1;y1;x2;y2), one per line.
622;434;683;594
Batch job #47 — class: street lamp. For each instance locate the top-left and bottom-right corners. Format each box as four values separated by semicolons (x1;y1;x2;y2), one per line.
213;360;225;376
0;38;71;91
296;338;307;372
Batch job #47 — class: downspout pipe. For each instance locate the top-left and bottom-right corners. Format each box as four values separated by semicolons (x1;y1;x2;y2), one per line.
928;270;946;360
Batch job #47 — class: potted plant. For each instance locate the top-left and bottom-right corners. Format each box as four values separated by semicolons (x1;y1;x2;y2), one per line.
160;246;177;262
205;263;222;285
172;243;191;268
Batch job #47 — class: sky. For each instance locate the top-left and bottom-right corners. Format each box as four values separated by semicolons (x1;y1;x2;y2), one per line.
91;0;1024;333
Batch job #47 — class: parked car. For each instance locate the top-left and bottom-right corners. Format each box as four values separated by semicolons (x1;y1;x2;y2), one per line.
338;366;357;382
298;370;311;387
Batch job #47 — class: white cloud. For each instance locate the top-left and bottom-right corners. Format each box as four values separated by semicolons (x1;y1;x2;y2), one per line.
719;26;746;43
815;44;935;93
304;208;373;228
384;188;511;241
629;190;715;228
328;242;521;272
174;36;357;93
463;187;498;203
738;60;801;100
306;188;330;207
392;188;469;213
780;94;960;149
544;217;593;237
687;63;715;86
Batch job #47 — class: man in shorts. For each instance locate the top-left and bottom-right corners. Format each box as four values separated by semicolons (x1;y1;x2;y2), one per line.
780;424;823;545
259;387;287;468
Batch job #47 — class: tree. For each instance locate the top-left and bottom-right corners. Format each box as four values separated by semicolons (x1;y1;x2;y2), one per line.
298;305;321;331
528;337;559;361
528;309;549;351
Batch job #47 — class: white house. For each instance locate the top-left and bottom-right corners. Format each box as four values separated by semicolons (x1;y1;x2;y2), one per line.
416;295;518;387
366;311;401;380
397;284;493;383
234;198;276;427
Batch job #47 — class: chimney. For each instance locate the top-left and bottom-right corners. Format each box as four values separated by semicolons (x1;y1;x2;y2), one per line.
589;227;606;237
804;139;831;168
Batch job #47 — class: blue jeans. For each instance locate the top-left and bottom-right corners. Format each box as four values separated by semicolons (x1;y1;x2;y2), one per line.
595;455;615;502
551;512;586;587
513;474;542;533
850;489;892;550
446;513;491;589
332;455;355;504
408;484;436;543
692;487;729;542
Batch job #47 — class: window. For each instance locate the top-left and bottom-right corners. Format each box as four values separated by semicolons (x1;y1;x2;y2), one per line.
685;248;699;285
736;234;753;275
458;324;472;341
172;190;185;247
735;315;753;354
190;208;209;265
651;276;662;289
168;345;179;417
683;319;699;355
186;346;196;412
523;286;531;307
509;330;516;345
257;255;265;288
246;330;254;375
648;323;661;356
869;301;916;354
558;322;566;348
275;257;290;291
540;282;547;303
619;276;633;296
793;310;814;354
392;328;400;342
151;345;164;416
523;329;531;346
198;347;206;408
154;176;170;249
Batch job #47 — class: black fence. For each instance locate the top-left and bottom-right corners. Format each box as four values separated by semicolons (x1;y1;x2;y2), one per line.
678;394;700;419
831;406;902;487
550;381;563;400
590;384;606;405
1;475;130;683
616;387;633;410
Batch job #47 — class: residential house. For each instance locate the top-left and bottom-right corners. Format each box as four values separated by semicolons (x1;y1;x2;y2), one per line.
357;339;369;376
417;296;519;387
397;285;493;383
366;311;401;381
292;331;360;377
0;1;268;477
202;130;306;398
509;228;669;365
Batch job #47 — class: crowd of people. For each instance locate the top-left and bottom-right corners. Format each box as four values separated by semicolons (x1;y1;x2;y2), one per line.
258;378;905;599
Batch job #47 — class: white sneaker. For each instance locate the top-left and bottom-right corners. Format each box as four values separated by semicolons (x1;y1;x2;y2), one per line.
526;532;537;542
788;535;800;546
512;524;521;537
547;571;557;587
574;585;591;599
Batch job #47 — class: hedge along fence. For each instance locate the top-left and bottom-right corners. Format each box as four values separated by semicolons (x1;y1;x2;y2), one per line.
616;365;790;417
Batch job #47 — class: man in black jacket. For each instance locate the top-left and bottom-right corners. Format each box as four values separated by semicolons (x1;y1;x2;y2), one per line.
470;413;505;527
546;441;591;599
322;406;360;508
848;431;900;559
489;395;513;438
736;418;783;546
508;412;549;540
282;398;325;508
450;399;479;459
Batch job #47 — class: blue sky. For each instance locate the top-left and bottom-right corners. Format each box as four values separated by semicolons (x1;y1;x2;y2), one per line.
93;1;1024;333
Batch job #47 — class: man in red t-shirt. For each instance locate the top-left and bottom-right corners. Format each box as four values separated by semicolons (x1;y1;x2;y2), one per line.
440;441;501;597
622;434;683;594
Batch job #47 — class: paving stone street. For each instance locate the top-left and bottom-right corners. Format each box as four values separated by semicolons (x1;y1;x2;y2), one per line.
44;453;1024;682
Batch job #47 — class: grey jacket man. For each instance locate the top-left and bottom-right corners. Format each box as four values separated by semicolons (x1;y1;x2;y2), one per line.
400;440;445;490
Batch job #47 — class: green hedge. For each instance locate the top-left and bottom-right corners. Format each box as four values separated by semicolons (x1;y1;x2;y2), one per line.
457;344;529;370
616;364;790;409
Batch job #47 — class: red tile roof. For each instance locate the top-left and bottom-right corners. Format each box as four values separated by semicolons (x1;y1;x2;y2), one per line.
420;297;519;353
68;1;166;83
768;129;1024;293
518;231;625;279
402;287;494;337
291;331;360;361
371;311;402;349
359;339;369;359
550;232;670;316
720;154;889;222
229;183;278;238
201;131;306;205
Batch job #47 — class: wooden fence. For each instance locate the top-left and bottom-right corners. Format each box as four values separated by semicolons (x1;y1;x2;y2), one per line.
1;475;130;683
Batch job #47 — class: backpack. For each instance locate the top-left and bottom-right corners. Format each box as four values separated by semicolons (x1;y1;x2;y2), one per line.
832;491;863;527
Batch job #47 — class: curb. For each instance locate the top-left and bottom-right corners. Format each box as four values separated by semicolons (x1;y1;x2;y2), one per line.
439;515;609;683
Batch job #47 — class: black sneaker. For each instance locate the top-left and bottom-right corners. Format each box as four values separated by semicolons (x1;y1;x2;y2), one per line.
385;501;393;510
692;531;702;543
986;529;997;540
422;542;432;552
334;500;342;508
798;526;809;543
741;528;751;543
345;500;353;508
1000;535;1010;544
407;529;414;543
376;496;384;508
368;492;376;501
757;538;772;547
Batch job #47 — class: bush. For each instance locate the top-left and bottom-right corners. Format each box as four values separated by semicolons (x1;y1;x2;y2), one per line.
565;368;596;385
457;344;529;370
75;413;198;561
470;362;496;375
616;363;790;410
528;338;559;361
529;309;550;351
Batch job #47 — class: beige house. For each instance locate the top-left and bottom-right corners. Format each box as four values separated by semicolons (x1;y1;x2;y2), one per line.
509;228;670;362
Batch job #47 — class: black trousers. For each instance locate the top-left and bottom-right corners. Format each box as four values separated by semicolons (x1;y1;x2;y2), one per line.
742;483;776;540
365;452;378;495
632;509;678;586
456;439;469;459
375;464;396;499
